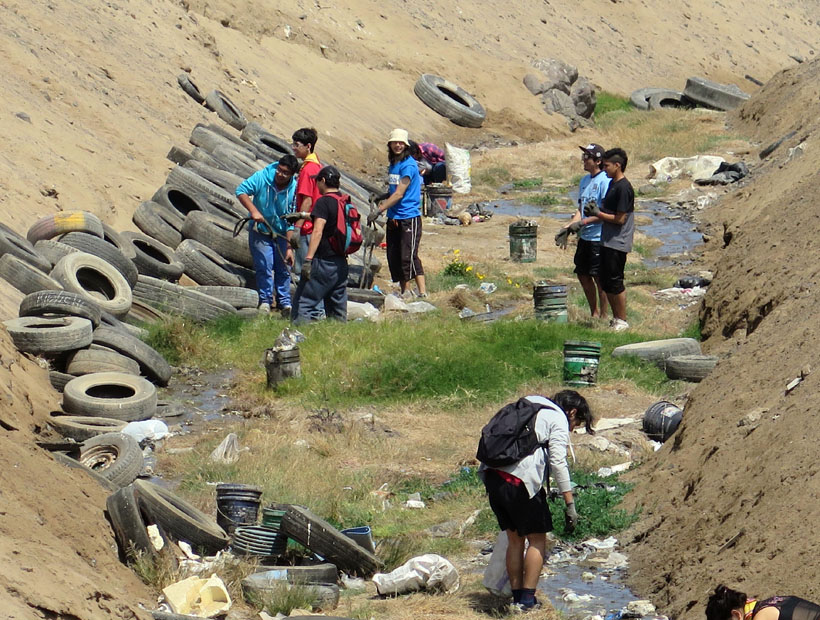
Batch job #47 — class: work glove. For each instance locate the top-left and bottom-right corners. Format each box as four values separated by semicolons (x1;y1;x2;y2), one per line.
288;236;299;250
567;220;584;234
301;258;312;282
584;201;601;218
565;502;579;533
554;227;570;250
367;209;380;226
283;211;311;223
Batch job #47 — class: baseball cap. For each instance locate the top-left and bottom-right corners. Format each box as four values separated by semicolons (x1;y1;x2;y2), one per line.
311;165;341;185
387;128;410;146
579;143;605;159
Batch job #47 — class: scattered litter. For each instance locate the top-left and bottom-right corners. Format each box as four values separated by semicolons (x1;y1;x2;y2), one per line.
652;286;707;302
674;274;712;288
373;554;459;595
787;142;805;161
649;440;663;451
584;418;637;432
384;294;409;312
695;161;749;185
738;408;765;427
600;551;628;570
560;588;595;603
273;327;304;349
341;574;366;590
293;439;309;448
161;573;231;617
147;525;164;551
347;301;380;322
405;300;437;314
479;282;497;294
581;572;595;581
210;433;240;464
403;492;426;509
458;307;476;319
122;419;169;443
597;462;632;477
588;436;629;455
458;509;482;537
178;541;200;561
627;600;657;616
649;155;725;181
581;536;618;551
785;376;803;394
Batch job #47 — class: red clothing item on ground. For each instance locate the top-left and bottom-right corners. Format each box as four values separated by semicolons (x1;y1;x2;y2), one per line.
297;154;321;236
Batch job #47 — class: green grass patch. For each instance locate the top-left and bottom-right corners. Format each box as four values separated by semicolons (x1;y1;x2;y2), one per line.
473;166;513;188
595;91;632;117
527;193;561;207
512;177;543;189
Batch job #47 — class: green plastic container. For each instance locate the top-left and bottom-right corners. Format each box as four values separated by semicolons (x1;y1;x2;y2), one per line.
534;282;567;323
509;221;538;263
563;340;602;387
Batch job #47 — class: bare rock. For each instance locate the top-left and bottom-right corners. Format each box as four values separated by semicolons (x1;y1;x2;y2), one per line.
570;76;597;118
531;58;578;94
523;73;547;95
541;88;578;117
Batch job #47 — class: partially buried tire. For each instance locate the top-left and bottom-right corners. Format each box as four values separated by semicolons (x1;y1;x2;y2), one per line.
52;451;118;492
413;74;486;128
50;252;132;318
20;290;102;328
62;372;158;421
134;479;229;554
664;354;718;382
611;338;702;368
91;326;172;386
133;201;184;249
49;414;127;442
3;316;93;355
177;73;206;105
107;483;156;557
79;431;144;488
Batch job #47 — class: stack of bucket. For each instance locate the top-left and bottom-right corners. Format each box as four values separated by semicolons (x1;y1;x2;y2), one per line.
229;506;288;559
533;282;568;322
562;341;602;387
216;483;262;534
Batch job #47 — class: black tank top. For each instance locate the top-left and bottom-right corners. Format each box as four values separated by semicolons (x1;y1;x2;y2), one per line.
754;597;820;620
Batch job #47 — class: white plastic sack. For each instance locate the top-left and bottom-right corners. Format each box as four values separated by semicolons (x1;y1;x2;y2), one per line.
122;419;169;443
209;432;240;464
445;143;471;194
347;301;380;322
482;531;512;598
648;155;724;181
373;554;459;595
383;294;409;313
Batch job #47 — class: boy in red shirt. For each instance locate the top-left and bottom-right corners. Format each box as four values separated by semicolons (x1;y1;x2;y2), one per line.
291;127;321;274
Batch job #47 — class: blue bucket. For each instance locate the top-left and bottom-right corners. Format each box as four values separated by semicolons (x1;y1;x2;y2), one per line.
341;526;375;554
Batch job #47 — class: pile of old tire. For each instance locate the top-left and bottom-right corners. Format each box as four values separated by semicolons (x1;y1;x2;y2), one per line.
630;77;749;112
107;479;229;560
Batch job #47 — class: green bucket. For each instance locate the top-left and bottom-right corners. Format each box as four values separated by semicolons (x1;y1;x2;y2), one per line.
563;340;602;387
509;221;538;263
534;282;567;323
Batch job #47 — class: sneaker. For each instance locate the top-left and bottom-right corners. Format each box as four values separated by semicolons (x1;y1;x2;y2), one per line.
258;303;271;314
417;292;428;299
610;318;630;331
509;600;541;614
279;305;292;318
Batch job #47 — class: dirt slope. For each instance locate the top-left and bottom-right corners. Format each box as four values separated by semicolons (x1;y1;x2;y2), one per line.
625;58;820;619
0;0;818;615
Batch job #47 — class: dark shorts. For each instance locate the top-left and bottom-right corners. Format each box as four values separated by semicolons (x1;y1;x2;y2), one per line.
483;469;552;536
386;216;424;282
574;238;602;277
600;246;627;294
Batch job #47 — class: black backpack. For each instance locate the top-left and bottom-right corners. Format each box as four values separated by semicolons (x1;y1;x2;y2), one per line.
476;397;547;467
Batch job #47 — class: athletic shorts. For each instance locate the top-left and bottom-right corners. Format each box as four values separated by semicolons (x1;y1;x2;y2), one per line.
574;238;602;277
483;469;552;536
600;246;627;295
386;216;424;282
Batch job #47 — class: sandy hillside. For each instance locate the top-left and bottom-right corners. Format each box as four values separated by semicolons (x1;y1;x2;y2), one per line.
0;0;818;616
625;58;820;618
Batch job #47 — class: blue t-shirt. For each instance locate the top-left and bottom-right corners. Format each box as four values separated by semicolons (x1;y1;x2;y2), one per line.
577;171;610;242
387;156;421;220
235;162;297;236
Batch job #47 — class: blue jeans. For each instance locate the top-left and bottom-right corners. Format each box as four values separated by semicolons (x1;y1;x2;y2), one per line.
291;255;348;323
249;227;291;308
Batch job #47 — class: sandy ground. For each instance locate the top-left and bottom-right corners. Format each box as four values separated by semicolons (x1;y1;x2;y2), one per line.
1;0;819;616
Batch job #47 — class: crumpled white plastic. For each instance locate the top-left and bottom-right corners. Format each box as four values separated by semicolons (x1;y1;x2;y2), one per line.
209;433;240;464
122;419;169;443
373;554;459;595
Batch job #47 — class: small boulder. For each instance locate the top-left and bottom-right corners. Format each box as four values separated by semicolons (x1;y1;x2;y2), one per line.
541;89;578;117
523;73;547;95
571;76;597;118
531;58;578;94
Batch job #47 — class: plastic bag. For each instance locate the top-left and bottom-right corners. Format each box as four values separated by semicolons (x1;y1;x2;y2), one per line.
483;531;512;598
445;143;471;194
373;554;459;595
122;419;169;443
209;432;240;464
347;301;380;322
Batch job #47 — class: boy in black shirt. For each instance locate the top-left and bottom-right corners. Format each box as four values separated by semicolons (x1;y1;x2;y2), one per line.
291;165;349;322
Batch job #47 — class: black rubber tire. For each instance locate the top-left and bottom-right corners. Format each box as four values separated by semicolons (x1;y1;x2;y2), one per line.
629;87;669;110
50;252;132;318
134;479;229;554
204;89;248;130
132;275;237;322
80;432;143;488
102;223;138;260
152;184;214;221
126;299;170;326
205;122;259;152
682;76;750;111
63;372;157;421
67;348;141;376
91;326;172;386
0;253;64;294
166;165;239;209
191;145;248;178
181;211;253;268
100;311;148;340
121;231;185;282
27;211;104;244
190;125;257;160
211;145;261;178
347;287;384;309
33;239;80;266
52;451;119;492
413;74;486;128
647;91;695;111
107;483;155;557
248;563;339;585
167;145;194;166
664;354;719;382
611;338;702;367
133;200;184;249
177;73;206;105
60;232;139;289
49;370;77;392
0;225;52;272
242;578;340;611
3;316;93;355
20;290;102;327
49;414;127;441
183;159;243;194
175;238;245;287
240;122;294;159
192;286;258;309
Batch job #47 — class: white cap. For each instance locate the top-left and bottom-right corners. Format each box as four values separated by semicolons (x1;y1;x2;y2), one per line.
387;128;410;146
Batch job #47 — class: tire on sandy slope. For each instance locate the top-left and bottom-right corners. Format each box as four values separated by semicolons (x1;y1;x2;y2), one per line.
50;252;132;318
49;414;127;442
152;185;213;221
133;200;184;249
240;121;294;160
60;232;139;289
121;231;185;282
166;166;239;210
91;326;172;386
647;91;695;111
167;145;194;166
211;144;261;178
413;74;486;128
27;211;104;244
192;286;259;309
682;76;750;111
175;238;244;287
132;275;237;323
204;89;248;130
67;348;141;376
134;479;229;554
49;370;77;393
100;310;148;340
664;354;719;382
3;316;93;355
34;239;80;267
611;338;702;368
0;224;52;272
63;372;157;421
629;87;675;110
107;484;156;557
0;253;64;295
177;73;206;105
52;451;118;492
181;211;252;268
190;125;257;160
79;432;144;488
183;159;244;195
20;290;102;327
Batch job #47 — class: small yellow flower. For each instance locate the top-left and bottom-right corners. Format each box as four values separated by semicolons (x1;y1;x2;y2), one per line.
515;283;520;288
477;273;485;280
453;249;461;255
507;278;512;284
465;265;473;272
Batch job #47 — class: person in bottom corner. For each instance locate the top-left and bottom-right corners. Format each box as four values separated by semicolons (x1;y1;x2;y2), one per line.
291;165;349;323
291;126;322;275
706;585;820;620
367;128;427;298
480;390;594;612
